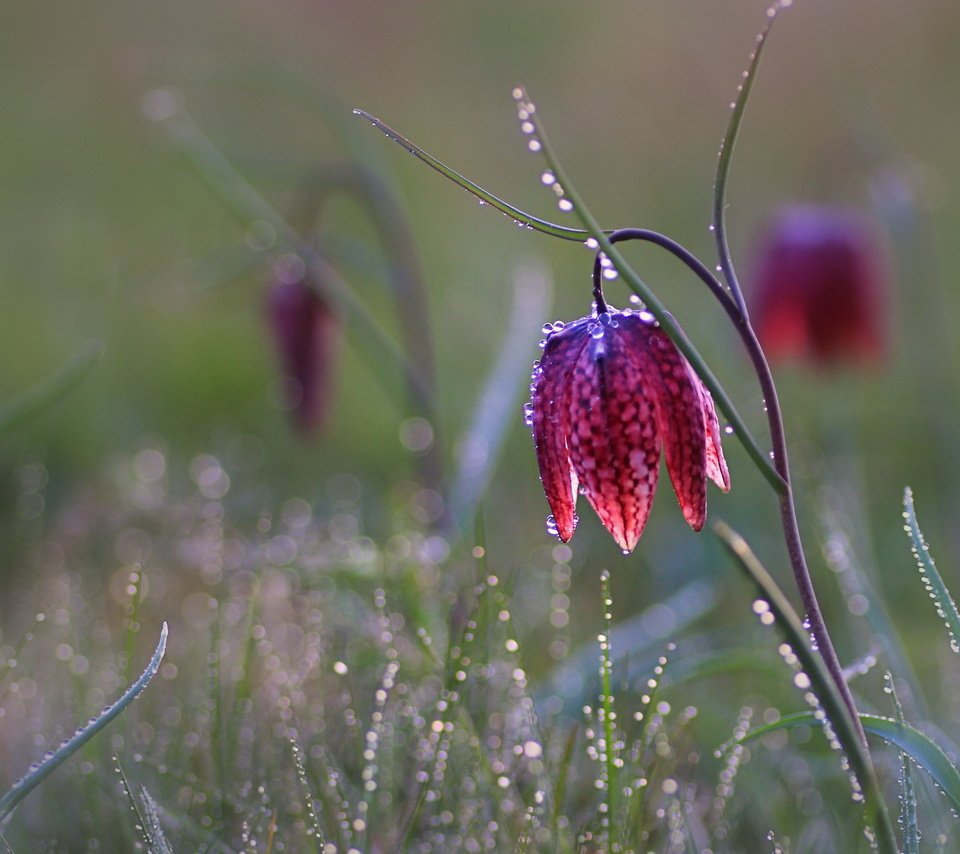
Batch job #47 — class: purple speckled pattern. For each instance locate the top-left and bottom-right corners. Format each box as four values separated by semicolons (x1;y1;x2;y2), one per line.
530;308;730;553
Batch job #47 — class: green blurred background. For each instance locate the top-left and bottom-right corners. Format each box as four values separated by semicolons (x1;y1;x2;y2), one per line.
3;0;960;668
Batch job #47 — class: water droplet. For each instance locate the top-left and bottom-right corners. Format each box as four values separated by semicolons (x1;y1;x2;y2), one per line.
723;424;734;435
558;198;573;212
585;238;599;250
528;139;542;152
523;402;535;427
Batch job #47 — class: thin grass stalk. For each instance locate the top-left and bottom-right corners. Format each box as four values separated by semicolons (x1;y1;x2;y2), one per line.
599;570;618;837
888;673;920;854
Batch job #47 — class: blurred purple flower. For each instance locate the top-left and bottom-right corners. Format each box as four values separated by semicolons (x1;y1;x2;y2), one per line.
265;258;339;434
751;206;888;367
528;308;730;553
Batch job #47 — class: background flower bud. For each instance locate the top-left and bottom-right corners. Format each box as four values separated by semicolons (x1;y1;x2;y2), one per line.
750;205;889;367
265;258;340;435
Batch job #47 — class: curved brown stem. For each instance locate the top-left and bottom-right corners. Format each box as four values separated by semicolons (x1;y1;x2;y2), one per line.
599;228;867;749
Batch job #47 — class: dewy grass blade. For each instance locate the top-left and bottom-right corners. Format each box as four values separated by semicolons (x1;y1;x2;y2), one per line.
511;85;786;495
115;757;150;848
714;523;897;854
737;710;960;817
598;570;618;838
0;341;104;436
888;674;920;854
353;109;600;242
0;623;168;823
713;1;792;316
137;785;175;854
903;486;960;655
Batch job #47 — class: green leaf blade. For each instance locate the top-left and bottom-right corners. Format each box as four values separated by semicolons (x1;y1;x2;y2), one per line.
354;109;596;242
903;486;960;655
0;341;104;436
0;622;168;823
738;709;960;817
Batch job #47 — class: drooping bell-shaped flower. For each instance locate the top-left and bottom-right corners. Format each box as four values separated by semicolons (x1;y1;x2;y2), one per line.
265;257;340;435
750;206;888;366
528;308;730;553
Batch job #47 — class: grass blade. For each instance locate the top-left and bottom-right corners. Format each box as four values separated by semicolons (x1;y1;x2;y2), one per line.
737;710;960;816
714;522;897;854
713;1;792;315
903;486;960;654
137;785;174;854
888;673;920;854
0;622;168;823
353;109;599;242
0;341;104;435
117;761;174;854
598;569;618;839
448;259;552;530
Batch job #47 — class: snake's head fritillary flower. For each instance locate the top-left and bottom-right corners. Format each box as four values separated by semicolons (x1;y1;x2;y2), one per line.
751;206;888;367
265;257;340;435
526;308;730;554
